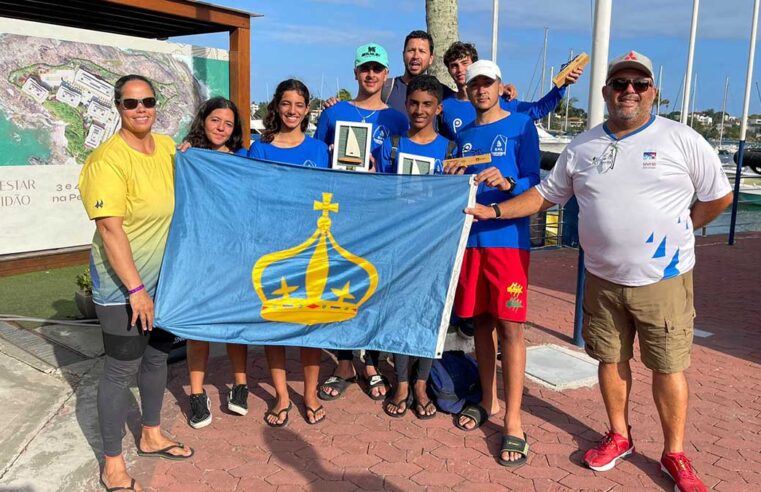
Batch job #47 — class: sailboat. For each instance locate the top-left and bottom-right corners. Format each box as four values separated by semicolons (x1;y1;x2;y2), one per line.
338;127;363;164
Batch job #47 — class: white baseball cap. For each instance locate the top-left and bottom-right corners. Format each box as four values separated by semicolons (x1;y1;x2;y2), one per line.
465;60;502;84
606;51;654;80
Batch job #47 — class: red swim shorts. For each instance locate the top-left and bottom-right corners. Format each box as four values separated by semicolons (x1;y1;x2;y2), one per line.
454;247;530;322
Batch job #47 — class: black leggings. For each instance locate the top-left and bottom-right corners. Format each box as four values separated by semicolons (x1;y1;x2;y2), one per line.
96;304;174;457
336;349;380;368
394;355;433;383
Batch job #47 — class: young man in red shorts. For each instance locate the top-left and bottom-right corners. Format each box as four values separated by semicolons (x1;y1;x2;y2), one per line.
445;60;540;466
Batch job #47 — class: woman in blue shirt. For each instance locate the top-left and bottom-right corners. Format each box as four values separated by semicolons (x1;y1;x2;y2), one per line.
248;80;329;168
180;97;251;430
249;79;329;426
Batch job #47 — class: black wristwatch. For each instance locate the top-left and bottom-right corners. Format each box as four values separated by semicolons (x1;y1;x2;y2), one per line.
504;176;516;193
490;203;502;219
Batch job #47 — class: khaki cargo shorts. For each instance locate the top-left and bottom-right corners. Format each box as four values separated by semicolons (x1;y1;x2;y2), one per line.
582;270;695;373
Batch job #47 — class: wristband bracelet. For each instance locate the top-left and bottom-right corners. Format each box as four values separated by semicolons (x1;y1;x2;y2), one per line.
490;203;502;219
128;283;145;295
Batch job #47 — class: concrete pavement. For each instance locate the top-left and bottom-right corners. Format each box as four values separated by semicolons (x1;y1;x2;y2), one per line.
1;233;759;491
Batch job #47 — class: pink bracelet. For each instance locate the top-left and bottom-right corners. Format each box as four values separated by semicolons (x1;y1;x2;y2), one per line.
128;284;145;295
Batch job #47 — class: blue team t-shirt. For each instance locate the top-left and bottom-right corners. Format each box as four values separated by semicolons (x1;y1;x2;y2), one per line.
373;134;452;174
456;112;540;250
246;136;330;168
440;86;566;140
314;101;409;154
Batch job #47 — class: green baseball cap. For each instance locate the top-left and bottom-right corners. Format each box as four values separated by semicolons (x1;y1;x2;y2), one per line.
354;43;389;69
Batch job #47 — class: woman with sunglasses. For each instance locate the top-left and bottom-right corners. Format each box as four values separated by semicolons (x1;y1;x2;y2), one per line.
247;79;329;426
177;97;251;429
79;74;193;492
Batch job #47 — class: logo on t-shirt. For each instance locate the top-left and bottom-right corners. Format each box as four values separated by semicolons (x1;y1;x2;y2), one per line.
461;142;473;154
642;151;657;169
94;200;103;208
453;118;463;132
373;125;389;145
303;160;317;167
490;135;508;157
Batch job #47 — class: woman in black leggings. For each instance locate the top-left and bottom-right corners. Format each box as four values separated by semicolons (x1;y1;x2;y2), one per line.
79;74;193;492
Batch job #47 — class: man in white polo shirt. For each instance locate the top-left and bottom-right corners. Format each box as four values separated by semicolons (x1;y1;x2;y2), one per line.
464;51;732;492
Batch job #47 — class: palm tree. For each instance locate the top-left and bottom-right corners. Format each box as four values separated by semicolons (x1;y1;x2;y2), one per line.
426;0;458;89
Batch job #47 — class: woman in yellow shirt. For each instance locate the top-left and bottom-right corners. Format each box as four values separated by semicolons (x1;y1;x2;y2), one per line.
79;74;193;492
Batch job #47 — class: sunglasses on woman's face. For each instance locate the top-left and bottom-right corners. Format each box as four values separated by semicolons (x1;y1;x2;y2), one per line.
606;78;652;93
118;97;157;110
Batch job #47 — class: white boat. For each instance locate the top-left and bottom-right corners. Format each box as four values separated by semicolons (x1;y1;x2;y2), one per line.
339;127;363;164
536;124;572;153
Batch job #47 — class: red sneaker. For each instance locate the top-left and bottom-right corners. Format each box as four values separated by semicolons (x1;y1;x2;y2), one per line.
660;452;708;492
583;429;634;471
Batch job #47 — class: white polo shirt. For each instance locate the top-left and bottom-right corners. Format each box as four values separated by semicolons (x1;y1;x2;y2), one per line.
537;115;731;287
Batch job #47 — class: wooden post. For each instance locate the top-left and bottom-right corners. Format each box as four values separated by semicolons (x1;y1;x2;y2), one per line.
230;26;251;148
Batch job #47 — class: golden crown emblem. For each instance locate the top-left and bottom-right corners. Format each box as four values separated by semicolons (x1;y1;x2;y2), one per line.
252;193;379;324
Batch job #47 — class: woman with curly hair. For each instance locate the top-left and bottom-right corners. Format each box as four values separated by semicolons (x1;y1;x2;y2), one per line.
179;96;251;429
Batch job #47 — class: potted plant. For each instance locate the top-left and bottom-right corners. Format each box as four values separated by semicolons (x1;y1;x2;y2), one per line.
75;269;97;319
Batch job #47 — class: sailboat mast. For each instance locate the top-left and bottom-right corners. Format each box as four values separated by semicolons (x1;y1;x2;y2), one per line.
681;0;700;124
719;76;729;148
656;65;663;116
540;27;548;96
547;66;555;130
491;0;499;60
564;49;573;132
690;72;698;127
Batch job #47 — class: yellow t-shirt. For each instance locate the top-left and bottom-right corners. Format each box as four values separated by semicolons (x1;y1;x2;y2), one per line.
79;133;176;305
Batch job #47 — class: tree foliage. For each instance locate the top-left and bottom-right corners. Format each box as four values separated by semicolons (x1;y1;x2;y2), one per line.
337;88;352;101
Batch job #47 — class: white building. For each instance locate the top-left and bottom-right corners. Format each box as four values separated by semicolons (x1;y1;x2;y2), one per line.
73;68;113;101
85;123;106;149
55;83;82;108
21;77;49;103
86;99;113;124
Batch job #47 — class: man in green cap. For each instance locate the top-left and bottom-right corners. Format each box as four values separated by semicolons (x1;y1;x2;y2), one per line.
314;42;408;401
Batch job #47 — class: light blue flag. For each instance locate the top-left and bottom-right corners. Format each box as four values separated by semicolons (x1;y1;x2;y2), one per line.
154;148;474;358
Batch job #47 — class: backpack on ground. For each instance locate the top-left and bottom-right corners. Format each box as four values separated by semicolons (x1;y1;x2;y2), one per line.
428;350;482;414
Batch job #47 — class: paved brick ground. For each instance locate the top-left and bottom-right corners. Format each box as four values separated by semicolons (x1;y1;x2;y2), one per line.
125;233;761;491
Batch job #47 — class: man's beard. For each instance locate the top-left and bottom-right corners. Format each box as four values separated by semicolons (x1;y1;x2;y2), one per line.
609;101;642;121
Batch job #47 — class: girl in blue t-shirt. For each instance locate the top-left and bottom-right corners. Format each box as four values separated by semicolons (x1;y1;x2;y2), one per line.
179;97;252;430
247;80;330;168
248;79;328;427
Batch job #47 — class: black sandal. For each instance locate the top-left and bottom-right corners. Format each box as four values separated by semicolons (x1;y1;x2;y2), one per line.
498;433;529;467
305;405;326;425
100;477;136;492
264;401;293;428
413;399;437;420
383;393;412;418
136;442;194;461
318;375;356;401
454;404;489;431
365;374;389;401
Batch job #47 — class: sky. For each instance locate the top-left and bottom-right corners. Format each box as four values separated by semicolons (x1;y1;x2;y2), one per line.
171;0;761;117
